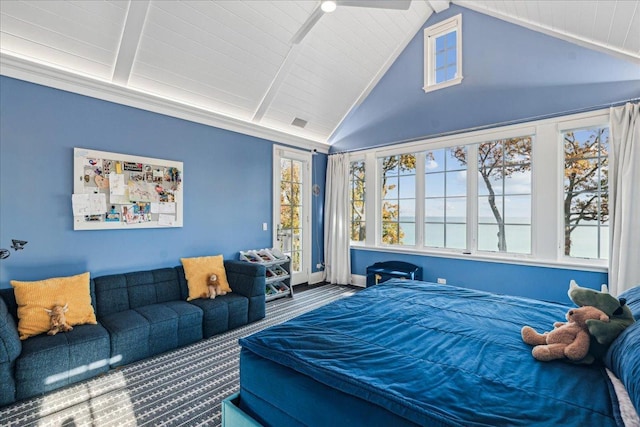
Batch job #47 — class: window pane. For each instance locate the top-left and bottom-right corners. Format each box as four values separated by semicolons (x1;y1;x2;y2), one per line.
399;222;416;245
436;68;445;83
503;169;531;194
399;175;415;198
425;198;445;222
504;225;531;254
447;197;466;222
445;66;456;81
426;150;445;172
425;223;444;247
426;173;445;197
567;226;599;258
504;195;531;224
350;160;366;243
478;195;503;224
436;51;445;68
478;224;499;252
383;176;399;199
446;48;456;66
446;223;466;249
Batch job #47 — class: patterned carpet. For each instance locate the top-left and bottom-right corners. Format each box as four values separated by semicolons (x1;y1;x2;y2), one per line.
0;284;358;427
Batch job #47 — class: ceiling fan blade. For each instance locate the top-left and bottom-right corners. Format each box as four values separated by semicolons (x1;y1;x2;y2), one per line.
337;0;411;10
291;5;324;44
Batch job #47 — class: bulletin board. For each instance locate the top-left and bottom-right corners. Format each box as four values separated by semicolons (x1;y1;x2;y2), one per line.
72;147;183;230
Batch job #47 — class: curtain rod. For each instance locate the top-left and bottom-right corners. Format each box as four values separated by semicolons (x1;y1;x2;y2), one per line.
330;97;640;155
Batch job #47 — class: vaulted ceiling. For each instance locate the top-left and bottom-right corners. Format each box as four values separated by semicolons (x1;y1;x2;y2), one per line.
1;1;638;149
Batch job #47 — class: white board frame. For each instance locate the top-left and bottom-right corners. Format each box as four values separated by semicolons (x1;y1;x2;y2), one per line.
73;147;183;230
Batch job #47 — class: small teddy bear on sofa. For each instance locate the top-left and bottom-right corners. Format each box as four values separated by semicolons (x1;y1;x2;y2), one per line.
204;273;227;300
521;306;609;362
45;303;73;336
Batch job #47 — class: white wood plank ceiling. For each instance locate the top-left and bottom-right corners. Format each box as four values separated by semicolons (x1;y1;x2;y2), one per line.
1;1;638;147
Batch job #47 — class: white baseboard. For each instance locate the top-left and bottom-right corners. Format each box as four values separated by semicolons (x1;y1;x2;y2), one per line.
351;274;366;287
308;271;325;285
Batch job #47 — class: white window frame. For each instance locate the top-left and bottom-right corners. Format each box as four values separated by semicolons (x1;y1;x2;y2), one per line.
556;116;611;265
348;109;610;272
423;14;463;93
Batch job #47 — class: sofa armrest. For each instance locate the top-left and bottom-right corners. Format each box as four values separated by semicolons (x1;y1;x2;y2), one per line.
224;261;266;298
0;296;21;363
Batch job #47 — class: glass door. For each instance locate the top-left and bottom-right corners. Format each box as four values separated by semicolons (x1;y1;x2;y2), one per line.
273;147;311;286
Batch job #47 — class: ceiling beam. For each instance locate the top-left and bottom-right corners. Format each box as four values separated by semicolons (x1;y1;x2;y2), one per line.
427;0;450;13
112;0;150;85
252;44;301;123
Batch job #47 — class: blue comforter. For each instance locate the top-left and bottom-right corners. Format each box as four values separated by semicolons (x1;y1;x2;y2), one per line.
240;281;620;426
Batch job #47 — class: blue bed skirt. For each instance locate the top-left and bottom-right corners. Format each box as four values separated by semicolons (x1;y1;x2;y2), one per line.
239;281;623;426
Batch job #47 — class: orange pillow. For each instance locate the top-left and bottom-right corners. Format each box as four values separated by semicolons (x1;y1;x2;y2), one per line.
10;272;97;340
180;255;232;301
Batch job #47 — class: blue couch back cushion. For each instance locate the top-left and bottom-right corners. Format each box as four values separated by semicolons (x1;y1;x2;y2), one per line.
94;268;182;317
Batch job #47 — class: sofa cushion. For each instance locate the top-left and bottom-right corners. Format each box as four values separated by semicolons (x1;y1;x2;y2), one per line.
190;294;248;337
100;310;150;367
14;323;110;400
126;269;181;308
10;272;97;340
189;297;229;337
181;255;232;301
134;304;179;355
162;301;203;346
93;274;130;317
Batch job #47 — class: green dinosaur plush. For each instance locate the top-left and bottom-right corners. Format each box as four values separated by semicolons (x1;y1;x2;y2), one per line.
568;280;635;362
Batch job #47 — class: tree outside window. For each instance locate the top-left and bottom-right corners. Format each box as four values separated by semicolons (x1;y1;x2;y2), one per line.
563;127;609;259
380;154;416;245
454;137;532;253
350;160;366;242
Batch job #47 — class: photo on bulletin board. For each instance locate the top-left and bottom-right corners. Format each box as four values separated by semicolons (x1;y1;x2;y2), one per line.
72;147;183;230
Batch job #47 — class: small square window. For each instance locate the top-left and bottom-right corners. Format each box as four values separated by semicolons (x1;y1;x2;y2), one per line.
424;15;463;93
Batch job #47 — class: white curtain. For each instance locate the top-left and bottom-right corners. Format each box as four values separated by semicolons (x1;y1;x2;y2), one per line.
324;153;351;285
609;102;640;295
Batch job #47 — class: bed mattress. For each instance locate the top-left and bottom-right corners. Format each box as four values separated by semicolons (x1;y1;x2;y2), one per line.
239;281;622;426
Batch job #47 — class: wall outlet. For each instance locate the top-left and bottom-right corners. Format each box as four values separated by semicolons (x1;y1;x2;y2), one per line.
437;278;447;284
262;222;268;231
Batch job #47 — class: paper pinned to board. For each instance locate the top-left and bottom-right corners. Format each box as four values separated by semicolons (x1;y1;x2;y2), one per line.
72;193;106;216
151;202;176;214
109;173;125;196
158;214;175;226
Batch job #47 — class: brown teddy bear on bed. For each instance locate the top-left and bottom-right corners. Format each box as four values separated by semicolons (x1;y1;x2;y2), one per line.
45;303;73;336
521;306;609;362
202;273;227;299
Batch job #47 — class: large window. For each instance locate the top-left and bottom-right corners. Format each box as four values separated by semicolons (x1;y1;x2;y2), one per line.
424;147;467;249
423;14;463;93
381;154;416;245
350;160;366;242
351;111;610;268
563;127;609;259
477;136;532;254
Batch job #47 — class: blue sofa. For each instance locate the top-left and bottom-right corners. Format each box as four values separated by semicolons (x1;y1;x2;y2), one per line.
0;260;265;406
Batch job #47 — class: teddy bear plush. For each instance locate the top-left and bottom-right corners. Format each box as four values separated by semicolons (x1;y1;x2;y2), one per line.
521;305;609;362
204;273;227;299
568;280;635;360
45;303;73;336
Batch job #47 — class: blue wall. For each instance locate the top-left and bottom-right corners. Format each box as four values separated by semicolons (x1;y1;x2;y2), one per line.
0;76;323;288
352;250;608;305
330;5;640;152
330;5;635;302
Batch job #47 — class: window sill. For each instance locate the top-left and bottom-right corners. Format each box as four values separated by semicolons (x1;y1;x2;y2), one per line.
350;245;608;273
423;76;463;93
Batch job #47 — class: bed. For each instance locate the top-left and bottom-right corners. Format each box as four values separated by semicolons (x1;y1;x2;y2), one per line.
235;280;640;426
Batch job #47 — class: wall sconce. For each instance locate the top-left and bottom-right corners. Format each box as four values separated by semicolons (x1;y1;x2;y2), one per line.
0;239;28;260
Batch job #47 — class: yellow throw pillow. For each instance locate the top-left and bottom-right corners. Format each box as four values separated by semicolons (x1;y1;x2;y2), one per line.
181;255;232;301
10;272;97;340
